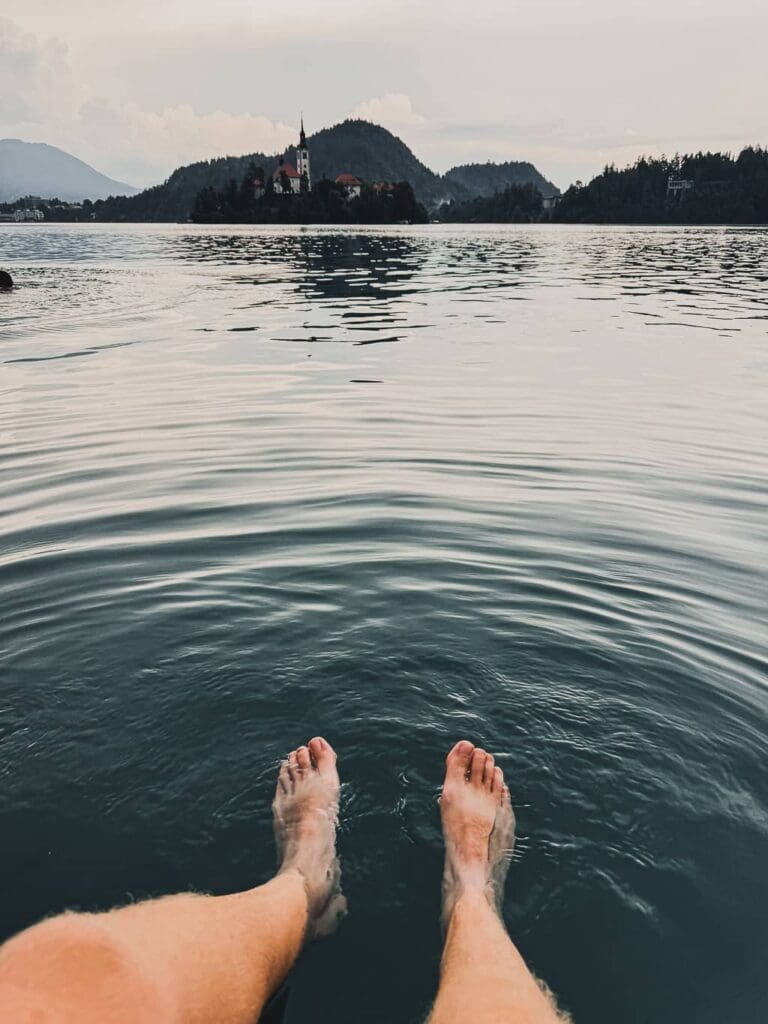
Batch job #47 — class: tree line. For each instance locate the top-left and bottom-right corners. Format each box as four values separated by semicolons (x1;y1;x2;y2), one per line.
437;183;544;222
9;146;768;224
554;147;768;224
191;165;428;224
435;147;768;224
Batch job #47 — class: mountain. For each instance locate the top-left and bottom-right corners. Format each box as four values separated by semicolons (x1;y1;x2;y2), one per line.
292;120;443;202
93;153;270;222
443;161;559;199
0;139;138;203
90;120;556;221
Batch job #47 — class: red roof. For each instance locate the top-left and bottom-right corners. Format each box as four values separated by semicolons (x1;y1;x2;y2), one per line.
273;161;300;179
336;173;362;186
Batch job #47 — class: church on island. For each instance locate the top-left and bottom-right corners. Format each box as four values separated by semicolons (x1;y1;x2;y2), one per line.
269;118;311;194
261;119;363;199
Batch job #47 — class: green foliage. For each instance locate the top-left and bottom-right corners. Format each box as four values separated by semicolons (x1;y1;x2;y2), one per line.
305;120;440;202
555;147;768;223
92;153;272;221
190;170;427;225
437;183;544;222
191;186;220;223
442;161;558;201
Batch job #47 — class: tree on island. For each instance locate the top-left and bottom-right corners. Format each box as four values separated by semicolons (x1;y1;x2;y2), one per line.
190;167;428;224
437;183;544;223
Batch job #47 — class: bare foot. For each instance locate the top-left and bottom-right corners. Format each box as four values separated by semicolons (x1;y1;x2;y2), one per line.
272;737;347;938
439;740;516;928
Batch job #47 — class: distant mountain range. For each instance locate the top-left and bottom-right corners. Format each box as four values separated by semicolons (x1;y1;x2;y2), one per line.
87;120;559;221
0;139;139;203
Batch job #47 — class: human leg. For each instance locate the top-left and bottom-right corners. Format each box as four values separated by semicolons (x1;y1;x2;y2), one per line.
0;736;345;1024
428;740;568;1024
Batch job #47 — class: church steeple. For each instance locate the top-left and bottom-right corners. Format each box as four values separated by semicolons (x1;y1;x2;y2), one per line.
296;114;311;191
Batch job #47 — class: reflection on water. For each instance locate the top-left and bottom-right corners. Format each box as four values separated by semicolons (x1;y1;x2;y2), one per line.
1;224;767;1024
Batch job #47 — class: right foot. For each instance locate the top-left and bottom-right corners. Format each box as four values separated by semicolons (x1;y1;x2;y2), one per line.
272;737;347;938
439;740;516;928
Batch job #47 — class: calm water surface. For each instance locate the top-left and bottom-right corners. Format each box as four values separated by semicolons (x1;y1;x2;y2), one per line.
1;224;767;1022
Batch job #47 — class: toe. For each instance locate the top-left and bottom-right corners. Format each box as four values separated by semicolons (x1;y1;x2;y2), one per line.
445;740;475;779
492;766;503;794
309;736;337;777
483;753;495;789
296;745;311;772
470;747;486;785
279;763;292;793
502;784;511;808
288;749;299;780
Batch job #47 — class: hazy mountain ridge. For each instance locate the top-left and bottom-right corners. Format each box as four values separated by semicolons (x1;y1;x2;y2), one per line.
444;160;559;199
0;139;138;203
88;121;557;220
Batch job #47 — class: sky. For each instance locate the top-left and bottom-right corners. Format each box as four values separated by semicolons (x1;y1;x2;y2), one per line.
2;0;767;190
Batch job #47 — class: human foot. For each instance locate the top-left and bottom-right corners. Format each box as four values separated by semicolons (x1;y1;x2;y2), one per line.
272;737;346;938
439;740;516;928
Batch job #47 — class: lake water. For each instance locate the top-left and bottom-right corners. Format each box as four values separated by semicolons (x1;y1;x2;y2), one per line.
1;224;766;1022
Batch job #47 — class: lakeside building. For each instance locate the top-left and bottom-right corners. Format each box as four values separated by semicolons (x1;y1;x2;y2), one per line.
271;157;302;194
667;176;695;199
0;208;45;222
335;173;363;199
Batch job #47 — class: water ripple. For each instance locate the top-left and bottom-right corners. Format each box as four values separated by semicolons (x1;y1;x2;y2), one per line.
0;224;767;1024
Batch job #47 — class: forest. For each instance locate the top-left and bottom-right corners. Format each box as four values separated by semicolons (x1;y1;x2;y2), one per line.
437;183;544;222
554;147;768;223
190;168;428;224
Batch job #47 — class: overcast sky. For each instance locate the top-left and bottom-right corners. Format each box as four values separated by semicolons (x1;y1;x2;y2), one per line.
2;0;766;189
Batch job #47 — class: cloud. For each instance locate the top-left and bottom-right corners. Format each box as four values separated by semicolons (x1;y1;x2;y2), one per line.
0;17;297;186
0;16;82;124
349;93;426;130
76;101;296;184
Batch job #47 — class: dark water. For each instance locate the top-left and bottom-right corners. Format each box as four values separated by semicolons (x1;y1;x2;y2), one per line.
1;224;767;1022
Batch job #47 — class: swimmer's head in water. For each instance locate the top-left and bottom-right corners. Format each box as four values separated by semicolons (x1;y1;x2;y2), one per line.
0;270;13;290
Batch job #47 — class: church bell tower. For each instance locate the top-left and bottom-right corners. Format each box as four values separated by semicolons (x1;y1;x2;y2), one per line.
296;115;311;191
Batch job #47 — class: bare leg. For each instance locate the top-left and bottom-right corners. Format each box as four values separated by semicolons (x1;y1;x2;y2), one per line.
429;741;569;1024
0;737;346;1024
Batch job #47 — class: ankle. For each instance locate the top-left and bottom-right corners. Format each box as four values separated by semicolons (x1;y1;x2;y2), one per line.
453;882;501;923
449;858;487;891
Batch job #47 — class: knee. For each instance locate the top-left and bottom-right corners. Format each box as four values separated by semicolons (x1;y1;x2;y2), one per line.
0;913;174;1021
2;913;121;972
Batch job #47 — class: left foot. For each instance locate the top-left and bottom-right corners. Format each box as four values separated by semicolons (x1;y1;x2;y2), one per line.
439;740;516;927
272;737;346;938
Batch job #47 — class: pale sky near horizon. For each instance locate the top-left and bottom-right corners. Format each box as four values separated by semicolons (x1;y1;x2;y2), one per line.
2;0;766;190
